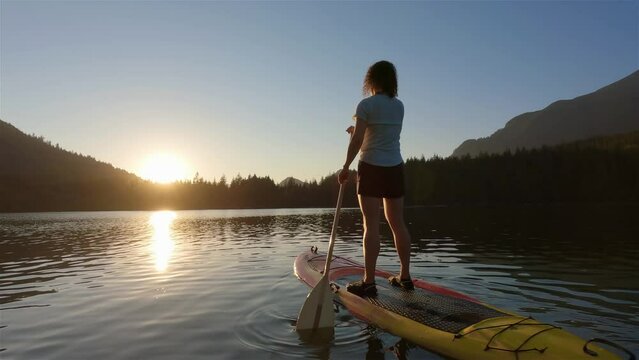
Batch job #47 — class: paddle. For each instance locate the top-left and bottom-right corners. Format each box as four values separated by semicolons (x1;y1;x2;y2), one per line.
296;182;345;332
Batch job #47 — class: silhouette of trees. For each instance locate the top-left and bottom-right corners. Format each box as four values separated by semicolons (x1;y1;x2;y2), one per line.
405;132;639;205
1;117;638;212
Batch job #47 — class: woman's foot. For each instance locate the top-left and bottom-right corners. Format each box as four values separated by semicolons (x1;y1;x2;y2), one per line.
346;280;377;297
388;275;414;290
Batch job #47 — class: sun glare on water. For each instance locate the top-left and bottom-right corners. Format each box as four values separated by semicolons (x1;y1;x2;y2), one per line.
150;211;176;272
140;153;188;183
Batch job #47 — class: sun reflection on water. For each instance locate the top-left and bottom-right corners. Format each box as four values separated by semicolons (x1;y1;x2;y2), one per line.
150;211;176;272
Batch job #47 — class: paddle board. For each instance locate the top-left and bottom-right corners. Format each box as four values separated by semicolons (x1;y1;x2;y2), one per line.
295;248;630;360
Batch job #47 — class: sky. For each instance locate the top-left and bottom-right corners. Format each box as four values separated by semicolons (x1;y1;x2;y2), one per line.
1;1;637;183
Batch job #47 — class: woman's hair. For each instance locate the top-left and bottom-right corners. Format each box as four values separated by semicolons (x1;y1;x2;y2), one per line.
363;60;398;98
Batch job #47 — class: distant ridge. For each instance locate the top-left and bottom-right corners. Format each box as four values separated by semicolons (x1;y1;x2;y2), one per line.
0;119;146;211
278;177;305;187
452;70;639;157
0;119;138;182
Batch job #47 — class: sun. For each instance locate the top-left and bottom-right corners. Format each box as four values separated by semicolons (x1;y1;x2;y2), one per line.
140;153;189;183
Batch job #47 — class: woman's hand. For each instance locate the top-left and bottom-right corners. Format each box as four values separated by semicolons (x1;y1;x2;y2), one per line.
340;122;364;184
338;167;349;184
346;126;355;136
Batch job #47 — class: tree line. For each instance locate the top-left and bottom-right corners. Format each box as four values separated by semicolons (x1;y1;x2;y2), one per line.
1;117;638;212
405;131;639;205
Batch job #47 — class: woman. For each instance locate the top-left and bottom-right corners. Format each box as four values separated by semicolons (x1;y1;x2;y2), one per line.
338;60;413;297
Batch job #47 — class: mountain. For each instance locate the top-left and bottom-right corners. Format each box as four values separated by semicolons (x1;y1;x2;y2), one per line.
0;119;150;211
278;177;305;187
452;70;639;157
0;119;135;180
0;120;356;212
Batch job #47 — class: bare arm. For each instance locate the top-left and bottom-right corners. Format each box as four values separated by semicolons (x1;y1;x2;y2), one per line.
343;117;366;169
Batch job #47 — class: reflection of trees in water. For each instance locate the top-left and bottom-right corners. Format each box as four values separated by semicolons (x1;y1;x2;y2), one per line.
404;204;639;330
182;210;364;247
405;204;638;258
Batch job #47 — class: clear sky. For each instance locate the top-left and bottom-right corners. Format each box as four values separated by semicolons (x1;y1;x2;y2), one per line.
1;1;637;183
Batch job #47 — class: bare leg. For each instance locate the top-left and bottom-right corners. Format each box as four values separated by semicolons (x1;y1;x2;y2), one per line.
359;195;381;284
383;196;411;279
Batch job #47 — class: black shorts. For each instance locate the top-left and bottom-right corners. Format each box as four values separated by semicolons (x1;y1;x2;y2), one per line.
357;161;405;198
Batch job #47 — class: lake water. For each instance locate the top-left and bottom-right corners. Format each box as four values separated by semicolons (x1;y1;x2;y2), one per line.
1;206;638;359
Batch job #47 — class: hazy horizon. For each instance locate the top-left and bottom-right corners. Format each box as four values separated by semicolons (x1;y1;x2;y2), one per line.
1;1;637;183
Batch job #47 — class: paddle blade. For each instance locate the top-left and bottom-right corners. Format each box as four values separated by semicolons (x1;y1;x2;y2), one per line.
297;327;334;345
296;278;334;331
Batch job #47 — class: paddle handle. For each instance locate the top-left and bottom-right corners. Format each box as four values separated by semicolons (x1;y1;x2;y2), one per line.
323;183;345;276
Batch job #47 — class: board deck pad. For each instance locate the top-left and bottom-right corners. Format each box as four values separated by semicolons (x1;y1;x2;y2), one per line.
336;272;507;334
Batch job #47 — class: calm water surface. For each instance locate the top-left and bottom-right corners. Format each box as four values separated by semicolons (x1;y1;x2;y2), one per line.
1;206;638;359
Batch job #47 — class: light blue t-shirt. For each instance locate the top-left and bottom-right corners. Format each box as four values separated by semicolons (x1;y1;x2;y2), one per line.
353;94;404;167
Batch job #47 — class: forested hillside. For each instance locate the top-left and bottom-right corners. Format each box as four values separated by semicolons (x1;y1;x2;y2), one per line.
1;119;637;212
0;120;152;211
411;131;639;204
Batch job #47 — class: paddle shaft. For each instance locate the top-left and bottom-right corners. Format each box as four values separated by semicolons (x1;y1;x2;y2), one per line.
305;183;345;330
296;133;350;332
323;183;345;277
